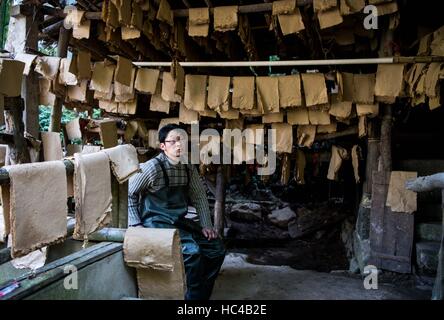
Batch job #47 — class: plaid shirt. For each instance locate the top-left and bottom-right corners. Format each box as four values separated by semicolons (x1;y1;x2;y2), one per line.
128;152;213;229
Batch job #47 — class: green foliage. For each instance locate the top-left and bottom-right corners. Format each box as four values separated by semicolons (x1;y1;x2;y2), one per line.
39;105;102;133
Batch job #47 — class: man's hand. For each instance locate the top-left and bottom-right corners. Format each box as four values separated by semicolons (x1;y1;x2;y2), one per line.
202;228;218;240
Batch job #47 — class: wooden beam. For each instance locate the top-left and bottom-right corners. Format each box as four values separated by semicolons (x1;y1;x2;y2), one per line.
41;1;314;20
315;126;358;141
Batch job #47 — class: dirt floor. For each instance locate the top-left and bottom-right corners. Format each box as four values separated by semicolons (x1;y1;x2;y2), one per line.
212;253;432;300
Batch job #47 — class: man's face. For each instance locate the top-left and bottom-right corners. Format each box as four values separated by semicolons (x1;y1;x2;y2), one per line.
160;129;185;160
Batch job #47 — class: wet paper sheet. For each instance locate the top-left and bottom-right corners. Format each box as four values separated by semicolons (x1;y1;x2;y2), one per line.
386;171;418;213
4;161;67;258
102;144;140;183
123;227;186;300
73;152;112;240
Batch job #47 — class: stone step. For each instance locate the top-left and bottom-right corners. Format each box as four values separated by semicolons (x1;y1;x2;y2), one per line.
415;241;441;274
416;222;442;242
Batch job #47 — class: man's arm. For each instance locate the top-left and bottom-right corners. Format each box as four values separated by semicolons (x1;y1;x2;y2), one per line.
187;164;214;229
128;161;158;226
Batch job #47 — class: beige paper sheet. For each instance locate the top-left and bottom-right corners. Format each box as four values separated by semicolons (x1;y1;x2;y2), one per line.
102;144;140;183
0;59;25;97
67;80;88;103
263;112;284;124
184;75;207;112
218;109;240;120
287;108;310;125
34;57;61;81
351;145;361;183
272;123;293;154
14;53;37;76
424;63;444;98
318;8;343;30
148;130;159;149
91;61;116;93
386;171;418;213
208;76;230;112
73;20;91;39
76;51;92;80
114;56;134;87
232;77;255;110
99;121;118;149
313;0;338;12
39;79;56;106
277;8;305;36
309;110;331;125
115;67;136;102
327;145;349;181
256;76;280;114
297;125;316;148
353;74;376;104
119;100;137;115
161;72;182;103
58;58;78;86
41;132;63;161
73;152;112;240
100;100;118;113
214;6;238;32
375;64;405;103
156;0;174;26
124;227;186;300
158;118;180;130
65;118;82;141
340;72;355;102
135;68;160;94
329;101;352;119
9;237;48;271
272;0;296;15
179;103;199;124
356;103;379;118
188;7;210;37
279;75;302;108
4;161;67;258
301;73;328;107
359;116;367;138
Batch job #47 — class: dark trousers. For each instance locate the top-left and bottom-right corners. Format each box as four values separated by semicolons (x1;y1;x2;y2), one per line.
143;218;226;300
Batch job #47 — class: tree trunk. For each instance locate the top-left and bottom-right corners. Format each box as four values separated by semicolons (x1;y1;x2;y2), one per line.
4;97;30;164
49;26;71;133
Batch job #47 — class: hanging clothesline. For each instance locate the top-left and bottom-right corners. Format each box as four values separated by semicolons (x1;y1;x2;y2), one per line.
132;56;444;68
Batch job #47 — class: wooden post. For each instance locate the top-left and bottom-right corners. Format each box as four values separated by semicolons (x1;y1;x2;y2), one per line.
380;104;392;172
214;165;226;237
3;97;30;164
23;8;42;138
111;176;120;228
432;191;444;300
363;119;380;195
49;26;70;133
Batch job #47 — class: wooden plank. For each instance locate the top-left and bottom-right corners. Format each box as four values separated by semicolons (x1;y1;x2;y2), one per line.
118;181;129;229
369;171;414;273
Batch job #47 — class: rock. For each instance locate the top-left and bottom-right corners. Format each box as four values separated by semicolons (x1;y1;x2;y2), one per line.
229;203;263;222
267;207;296;228
416;241;440;274
416;222;442;242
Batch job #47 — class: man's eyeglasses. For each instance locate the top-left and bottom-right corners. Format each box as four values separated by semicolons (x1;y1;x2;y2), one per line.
164;138;182;145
